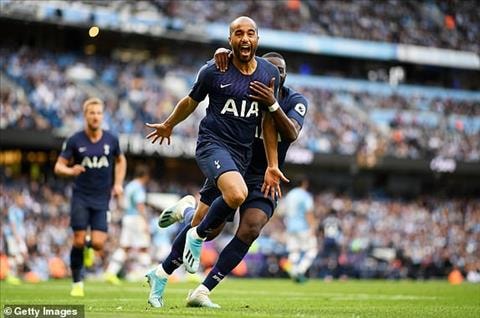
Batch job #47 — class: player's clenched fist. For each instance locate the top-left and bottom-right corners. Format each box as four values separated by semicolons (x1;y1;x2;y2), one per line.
145;122;173;145
71;164;86;176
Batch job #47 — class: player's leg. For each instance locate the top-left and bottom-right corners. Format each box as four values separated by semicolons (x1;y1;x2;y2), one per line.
158;195;196;228
185;171;248;273
146;201;206;308
5;236;23;285
105;215;132;285
295;231;318;282
287;233;303;281
157;178;225;241
69;201;89;297
187;192;273;308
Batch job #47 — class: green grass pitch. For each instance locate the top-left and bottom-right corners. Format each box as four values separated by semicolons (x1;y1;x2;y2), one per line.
1;279;479;317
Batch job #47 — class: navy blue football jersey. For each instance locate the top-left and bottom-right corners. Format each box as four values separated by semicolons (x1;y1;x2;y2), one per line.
189;57;280;159
60;130;122;210
246;85;309;180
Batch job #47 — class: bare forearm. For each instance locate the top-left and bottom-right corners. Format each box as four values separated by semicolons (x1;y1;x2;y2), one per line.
54;161;73;177
262;112;279;167
164;96;198;128
270;110;299;142
114;155;127;186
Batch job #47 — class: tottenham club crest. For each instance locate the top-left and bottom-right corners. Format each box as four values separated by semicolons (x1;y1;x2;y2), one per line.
104;144;110;155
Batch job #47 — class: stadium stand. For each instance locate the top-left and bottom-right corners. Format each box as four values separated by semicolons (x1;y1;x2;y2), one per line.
2;48;479;161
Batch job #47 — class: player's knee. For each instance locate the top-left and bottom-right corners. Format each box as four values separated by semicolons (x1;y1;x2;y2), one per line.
72;240;85;249
91;241;104;251
237;223;262;245
225;188;248;208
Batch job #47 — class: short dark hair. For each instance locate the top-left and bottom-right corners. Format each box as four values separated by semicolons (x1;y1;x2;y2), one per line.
134;165;149;178
262;52;285;60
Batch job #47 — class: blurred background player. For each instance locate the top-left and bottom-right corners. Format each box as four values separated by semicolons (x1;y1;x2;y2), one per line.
156;50;309;307
144;16;284;308
54;97;126;297
105;165;151;285
3;192;28;285
283;177;317;283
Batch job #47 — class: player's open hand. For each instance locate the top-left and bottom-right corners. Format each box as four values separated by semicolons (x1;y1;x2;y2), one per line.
214;48;232;72
145;122;173;145
262;166;290;199
71;164;85;176
249;78;276;106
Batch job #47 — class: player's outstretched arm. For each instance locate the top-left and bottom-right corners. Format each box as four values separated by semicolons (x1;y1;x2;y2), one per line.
54;156;85;177
250;79;300;142
262;112;289;199
145;96;199;145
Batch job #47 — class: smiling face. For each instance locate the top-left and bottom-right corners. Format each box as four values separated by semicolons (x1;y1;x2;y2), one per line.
228;17;259;64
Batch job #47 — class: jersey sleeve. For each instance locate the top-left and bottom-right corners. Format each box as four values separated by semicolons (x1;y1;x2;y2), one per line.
189;63;212;102
59;136;75;160
286;94;308;130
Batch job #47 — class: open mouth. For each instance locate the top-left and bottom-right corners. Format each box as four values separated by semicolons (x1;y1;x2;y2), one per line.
240;45;251;57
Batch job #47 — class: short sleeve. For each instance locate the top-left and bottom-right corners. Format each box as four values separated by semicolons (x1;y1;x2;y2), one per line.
133;187;146;205
287;95;308;130
59;136;75;160
189;63;211;102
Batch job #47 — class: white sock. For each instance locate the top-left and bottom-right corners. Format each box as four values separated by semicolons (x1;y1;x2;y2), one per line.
155;264;169;279
73;281;84;288
106;248;127;275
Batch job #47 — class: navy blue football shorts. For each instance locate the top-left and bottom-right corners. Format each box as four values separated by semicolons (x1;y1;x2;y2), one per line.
239;179;277;219
199;177;277;221
196;141;248;184
70;198;108;232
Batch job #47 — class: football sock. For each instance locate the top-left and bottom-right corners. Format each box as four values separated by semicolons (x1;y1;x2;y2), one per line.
106;248;126;274
196;197;235;238
161;223;191;274
297;249;317;276
183;206;195;225
203;236;250;291
70;246;84;283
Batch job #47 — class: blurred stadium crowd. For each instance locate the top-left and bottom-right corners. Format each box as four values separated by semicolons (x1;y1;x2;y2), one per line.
5;0;475;51
1;175;479;283
2;48;479;162
153;0;479;51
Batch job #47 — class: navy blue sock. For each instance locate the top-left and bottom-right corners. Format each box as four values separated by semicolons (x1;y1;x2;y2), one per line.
162;223;191;274
70;246;84;283
197;197;235;238
183;206;195;226
203;236;250;291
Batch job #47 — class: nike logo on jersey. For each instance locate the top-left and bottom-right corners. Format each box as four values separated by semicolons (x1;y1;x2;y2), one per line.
79;147;87;153
214;160;221;169
220;83;232;88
